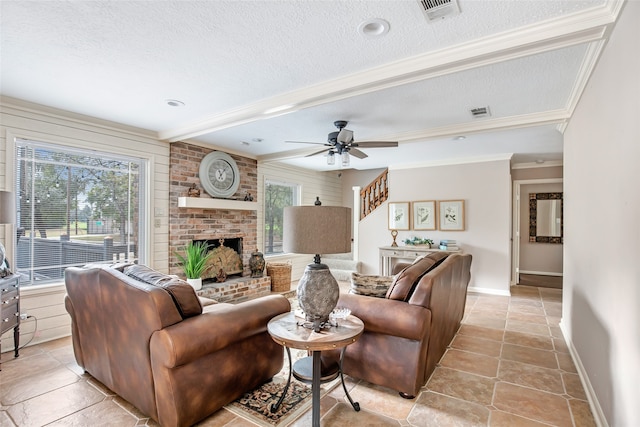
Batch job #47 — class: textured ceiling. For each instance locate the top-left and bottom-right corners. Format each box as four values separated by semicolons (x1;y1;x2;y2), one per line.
0;0;623;171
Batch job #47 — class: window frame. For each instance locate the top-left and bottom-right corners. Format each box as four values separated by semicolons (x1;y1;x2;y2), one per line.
263;179;301;256
10;137;148;286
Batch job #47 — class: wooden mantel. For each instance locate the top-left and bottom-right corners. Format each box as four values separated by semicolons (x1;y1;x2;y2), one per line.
177;197;258;211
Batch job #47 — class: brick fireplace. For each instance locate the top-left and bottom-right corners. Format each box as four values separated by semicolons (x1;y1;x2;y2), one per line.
169;142;271;302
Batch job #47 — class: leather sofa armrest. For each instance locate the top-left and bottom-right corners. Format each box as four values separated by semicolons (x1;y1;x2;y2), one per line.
151;294;290;367
337;293;430;341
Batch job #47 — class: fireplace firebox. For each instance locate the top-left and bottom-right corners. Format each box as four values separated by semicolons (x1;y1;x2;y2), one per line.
193;238;243;280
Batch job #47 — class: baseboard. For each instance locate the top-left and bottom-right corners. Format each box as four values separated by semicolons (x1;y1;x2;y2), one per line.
467;286;511;296
559;319;609;427
519;270;563;277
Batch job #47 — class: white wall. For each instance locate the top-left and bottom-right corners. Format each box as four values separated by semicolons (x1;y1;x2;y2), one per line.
563;1;640;425
0;97;170;348
357;158;512;295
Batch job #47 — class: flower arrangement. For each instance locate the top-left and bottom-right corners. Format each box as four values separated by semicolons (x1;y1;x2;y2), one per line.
403;237;434;247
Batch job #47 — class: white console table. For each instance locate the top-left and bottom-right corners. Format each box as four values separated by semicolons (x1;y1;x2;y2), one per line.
379;246;461;276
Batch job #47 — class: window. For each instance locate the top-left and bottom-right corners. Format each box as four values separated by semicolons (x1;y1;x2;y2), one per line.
264;180;300;255
14;138;146;285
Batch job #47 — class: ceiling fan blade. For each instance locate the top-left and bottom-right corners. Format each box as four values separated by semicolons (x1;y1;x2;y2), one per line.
285;140;327;145
305;149;330;158
352;141;399;148
349;148;368;159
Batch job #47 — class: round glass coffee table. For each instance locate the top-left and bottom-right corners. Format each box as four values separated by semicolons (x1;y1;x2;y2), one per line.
267;311;364;427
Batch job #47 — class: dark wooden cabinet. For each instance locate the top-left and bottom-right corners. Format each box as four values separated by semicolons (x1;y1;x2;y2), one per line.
1;274;20;369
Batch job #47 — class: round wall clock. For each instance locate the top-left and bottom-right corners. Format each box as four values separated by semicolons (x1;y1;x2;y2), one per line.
199;151;240;198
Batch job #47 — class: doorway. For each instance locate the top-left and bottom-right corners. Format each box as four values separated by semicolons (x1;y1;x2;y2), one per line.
512;178;563;288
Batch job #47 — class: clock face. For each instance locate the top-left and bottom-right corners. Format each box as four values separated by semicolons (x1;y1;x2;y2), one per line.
210;159;234;190
199;151;240;198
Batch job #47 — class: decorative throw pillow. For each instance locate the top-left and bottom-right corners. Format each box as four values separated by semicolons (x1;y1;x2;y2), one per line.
123;265;203;318
350;272;393;298
386;252;449;301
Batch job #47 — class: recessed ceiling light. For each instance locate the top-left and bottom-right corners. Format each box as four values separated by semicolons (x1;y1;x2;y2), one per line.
535;159;545;164
241;141;250;146
453;135;466;140
252;138;264;143
358;18;390;38
165;99;185;107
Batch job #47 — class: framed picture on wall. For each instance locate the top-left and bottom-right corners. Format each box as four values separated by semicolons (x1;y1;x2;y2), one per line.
388;202;410;230
439;200;465;231
412;201;436;230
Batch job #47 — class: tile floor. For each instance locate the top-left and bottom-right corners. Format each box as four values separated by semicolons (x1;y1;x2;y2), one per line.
0;285;596;426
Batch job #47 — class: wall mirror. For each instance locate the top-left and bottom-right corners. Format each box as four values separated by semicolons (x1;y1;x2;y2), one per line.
529;192;563;243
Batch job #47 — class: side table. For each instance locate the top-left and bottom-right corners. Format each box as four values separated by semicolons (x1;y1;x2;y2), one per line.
1;273;20;370
267;311;364;427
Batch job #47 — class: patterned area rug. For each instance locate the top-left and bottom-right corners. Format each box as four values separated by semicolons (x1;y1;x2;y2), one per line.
225;349;340;426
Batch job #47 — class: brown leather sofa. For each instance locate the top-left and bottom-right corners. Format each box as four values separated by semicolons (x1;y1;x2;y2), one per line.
64;263;290;427
322;252;472;398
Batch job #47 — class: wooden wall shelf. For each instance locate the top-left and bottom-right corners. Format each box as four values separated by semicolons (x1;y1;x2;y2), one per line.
177;197;258;211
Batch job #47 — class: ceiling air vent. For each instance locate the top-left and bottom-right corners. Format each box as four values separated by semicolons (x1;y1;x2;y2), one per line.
418;0;460;22
470;106;491;118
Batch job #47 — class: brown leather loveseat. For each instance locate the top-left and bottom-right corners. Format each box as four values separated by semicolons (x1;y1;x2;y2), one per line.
322;252;472;398
64;263;290;427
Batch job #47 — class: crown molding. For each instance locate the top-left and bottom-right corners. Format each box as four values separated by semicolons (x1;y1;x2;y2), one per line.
564;39;608;121
158;4;617;143
1;96;158;142
385;110;570;143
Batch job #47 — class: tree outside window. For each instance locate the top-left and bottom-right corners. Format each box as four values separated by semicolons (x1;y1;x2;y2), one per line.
264;180;299;255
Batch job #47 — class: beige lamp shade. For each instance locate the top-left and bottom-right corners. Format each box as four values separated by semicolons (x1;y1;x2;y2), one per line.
0;191;15;224
283;205;351;255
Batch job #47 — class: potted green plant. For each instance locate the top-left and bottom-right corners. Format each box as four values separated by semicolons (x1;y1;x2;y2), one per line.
175;241;212;290
403;237;434;248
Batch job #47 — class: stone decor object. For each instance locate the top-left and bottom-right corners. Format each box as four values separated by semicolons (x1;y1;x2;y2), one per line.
216;268;227;283
249;249;265;277
296;266;339;330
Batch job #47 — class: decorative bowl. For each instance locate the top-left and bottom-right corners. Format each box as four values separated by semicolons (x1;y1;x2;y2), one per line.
330;306;351;320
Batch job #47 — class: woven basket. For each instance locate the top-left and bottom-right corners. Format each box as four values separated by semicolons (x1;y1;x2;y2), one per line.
266;262;292;292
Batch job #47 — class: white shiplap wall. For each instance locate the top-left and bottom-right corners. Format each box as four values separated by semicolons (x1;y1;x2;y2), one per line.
0;97;170;348
257;162;345;281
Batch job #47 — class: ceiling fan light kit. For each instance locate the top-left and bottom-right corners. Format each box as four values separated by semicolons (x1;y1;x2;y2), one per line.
341;151;350;167
327;151;335;165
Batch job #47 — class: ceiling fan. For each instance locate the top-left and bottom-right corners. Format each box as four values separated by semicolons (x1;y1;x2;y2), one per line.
286;120;398;166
